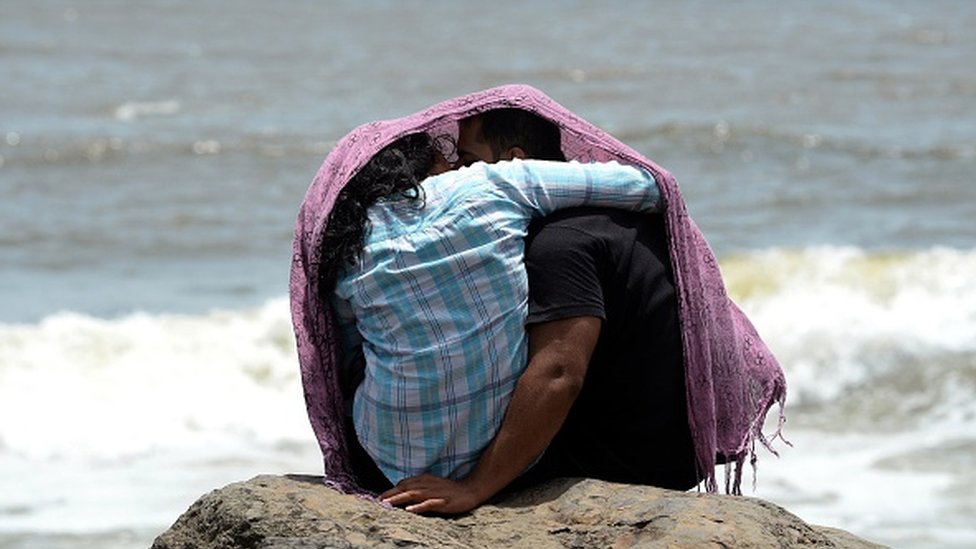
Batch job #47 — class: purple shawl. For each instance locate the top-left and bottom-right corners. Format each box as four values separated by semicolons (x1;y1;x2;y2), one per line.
289;84;787;495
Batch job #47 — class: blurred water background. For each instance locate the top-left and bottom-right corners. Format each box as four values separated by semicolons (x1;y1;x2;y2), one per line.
1;1;974;547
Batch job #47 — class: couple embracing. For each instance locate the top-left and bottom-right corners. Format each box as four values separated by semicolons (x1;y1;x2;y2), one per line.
290;85;787;514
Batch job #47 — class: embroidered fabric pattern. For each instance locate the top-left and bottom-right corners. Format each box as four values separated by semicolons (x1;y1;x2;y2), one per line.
289;84;787;495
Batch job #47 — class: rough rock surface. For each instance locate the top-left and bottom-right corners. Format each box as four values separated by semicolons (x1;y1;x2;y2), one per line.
153;475;886;548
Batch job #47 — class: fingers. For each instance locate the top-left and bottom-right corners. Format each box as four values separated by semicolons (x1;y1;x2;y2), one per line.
405;498;448;514
382;489;424;507
381;484;452;513
382;489;449;514
378;474;475;514
380;474;434;500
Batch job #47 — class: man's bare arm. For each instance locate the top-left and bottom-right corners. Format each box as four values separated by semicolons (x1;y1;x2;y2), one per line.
382;316;600;514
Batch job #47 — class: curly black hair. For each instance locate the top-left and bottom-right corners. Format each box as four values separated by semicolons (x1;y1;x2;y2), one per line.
318;133;435;292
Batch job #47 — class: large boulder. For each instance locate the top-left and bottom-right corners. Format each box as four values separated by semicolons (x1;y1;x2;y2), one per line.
153;475;886;548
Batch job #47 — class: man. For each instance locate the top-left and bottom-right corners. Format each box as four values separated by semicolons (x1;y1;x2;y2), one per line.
381;110;697;514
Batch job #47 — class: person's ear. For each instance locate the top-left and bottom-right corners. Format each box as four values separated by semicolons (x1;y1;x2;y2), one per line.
501;146;526;161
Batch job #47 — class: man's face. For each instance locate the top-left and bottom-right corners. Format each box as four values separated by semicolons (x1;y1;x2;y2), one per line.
455;117;497;168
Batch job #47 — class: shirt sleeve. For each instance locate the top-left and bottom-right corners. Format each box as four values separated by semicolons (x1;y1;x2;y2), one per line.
482;159;662;217
524;222;606;325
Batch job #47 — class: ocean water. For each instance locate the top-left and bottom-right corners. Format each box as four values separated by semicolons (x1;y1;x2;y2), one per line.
1;1;974;547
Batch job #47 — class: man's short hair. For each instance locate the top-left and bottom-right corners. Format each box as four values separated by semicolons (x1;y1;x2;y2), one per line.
477;108;566;161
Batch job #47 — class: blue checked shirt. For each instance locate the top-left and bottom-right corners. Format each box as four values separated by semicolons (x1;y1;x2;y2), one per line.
332;159;661;484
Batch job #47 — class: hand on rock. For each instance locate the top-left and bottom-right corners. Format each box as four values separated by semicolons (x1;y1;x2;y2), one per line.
381;474;484;515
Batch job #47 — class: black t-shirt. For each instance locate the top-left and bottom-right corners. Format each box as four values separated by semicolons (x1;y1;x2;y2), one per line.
525;208;683;386
523;207;697;488
526;208;680;346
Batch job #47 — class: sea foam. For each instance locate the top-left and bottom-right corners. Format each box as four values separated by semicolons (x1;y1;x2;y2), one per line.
2;247;974;459
0;298;309;460
724;246;976;428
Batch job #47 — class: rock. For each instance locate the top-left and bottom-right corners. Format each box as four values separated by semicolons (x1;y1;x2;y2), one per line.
152;475;886;548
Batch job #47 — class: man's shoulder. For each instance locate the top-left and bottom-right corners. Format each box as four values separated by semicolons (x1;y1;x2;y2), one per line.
528;207;656;236
527;208;670;274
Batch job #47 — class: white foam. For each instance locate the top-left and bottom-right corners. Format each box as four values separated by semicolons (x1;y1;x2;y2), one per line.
0;298;311;460
724;246;976;546
2;247;973;457
723;246;976;406
0;298;326;536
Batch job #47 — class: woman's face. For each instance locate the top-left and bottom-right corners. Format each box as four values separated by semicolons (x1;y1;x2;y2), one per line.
429;149;452;176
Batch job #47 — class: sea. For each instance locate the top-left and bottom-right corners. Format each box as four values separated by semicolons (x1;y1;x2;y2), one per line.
1;1;974;547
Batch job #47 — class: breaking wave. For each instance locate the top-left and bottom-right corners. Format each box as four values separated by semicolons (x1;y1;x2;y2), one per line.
1;246;973;461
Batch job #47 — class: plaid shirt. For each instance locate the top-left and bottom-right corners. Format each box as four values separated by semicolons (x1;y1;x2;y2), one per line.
333;159;661;483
